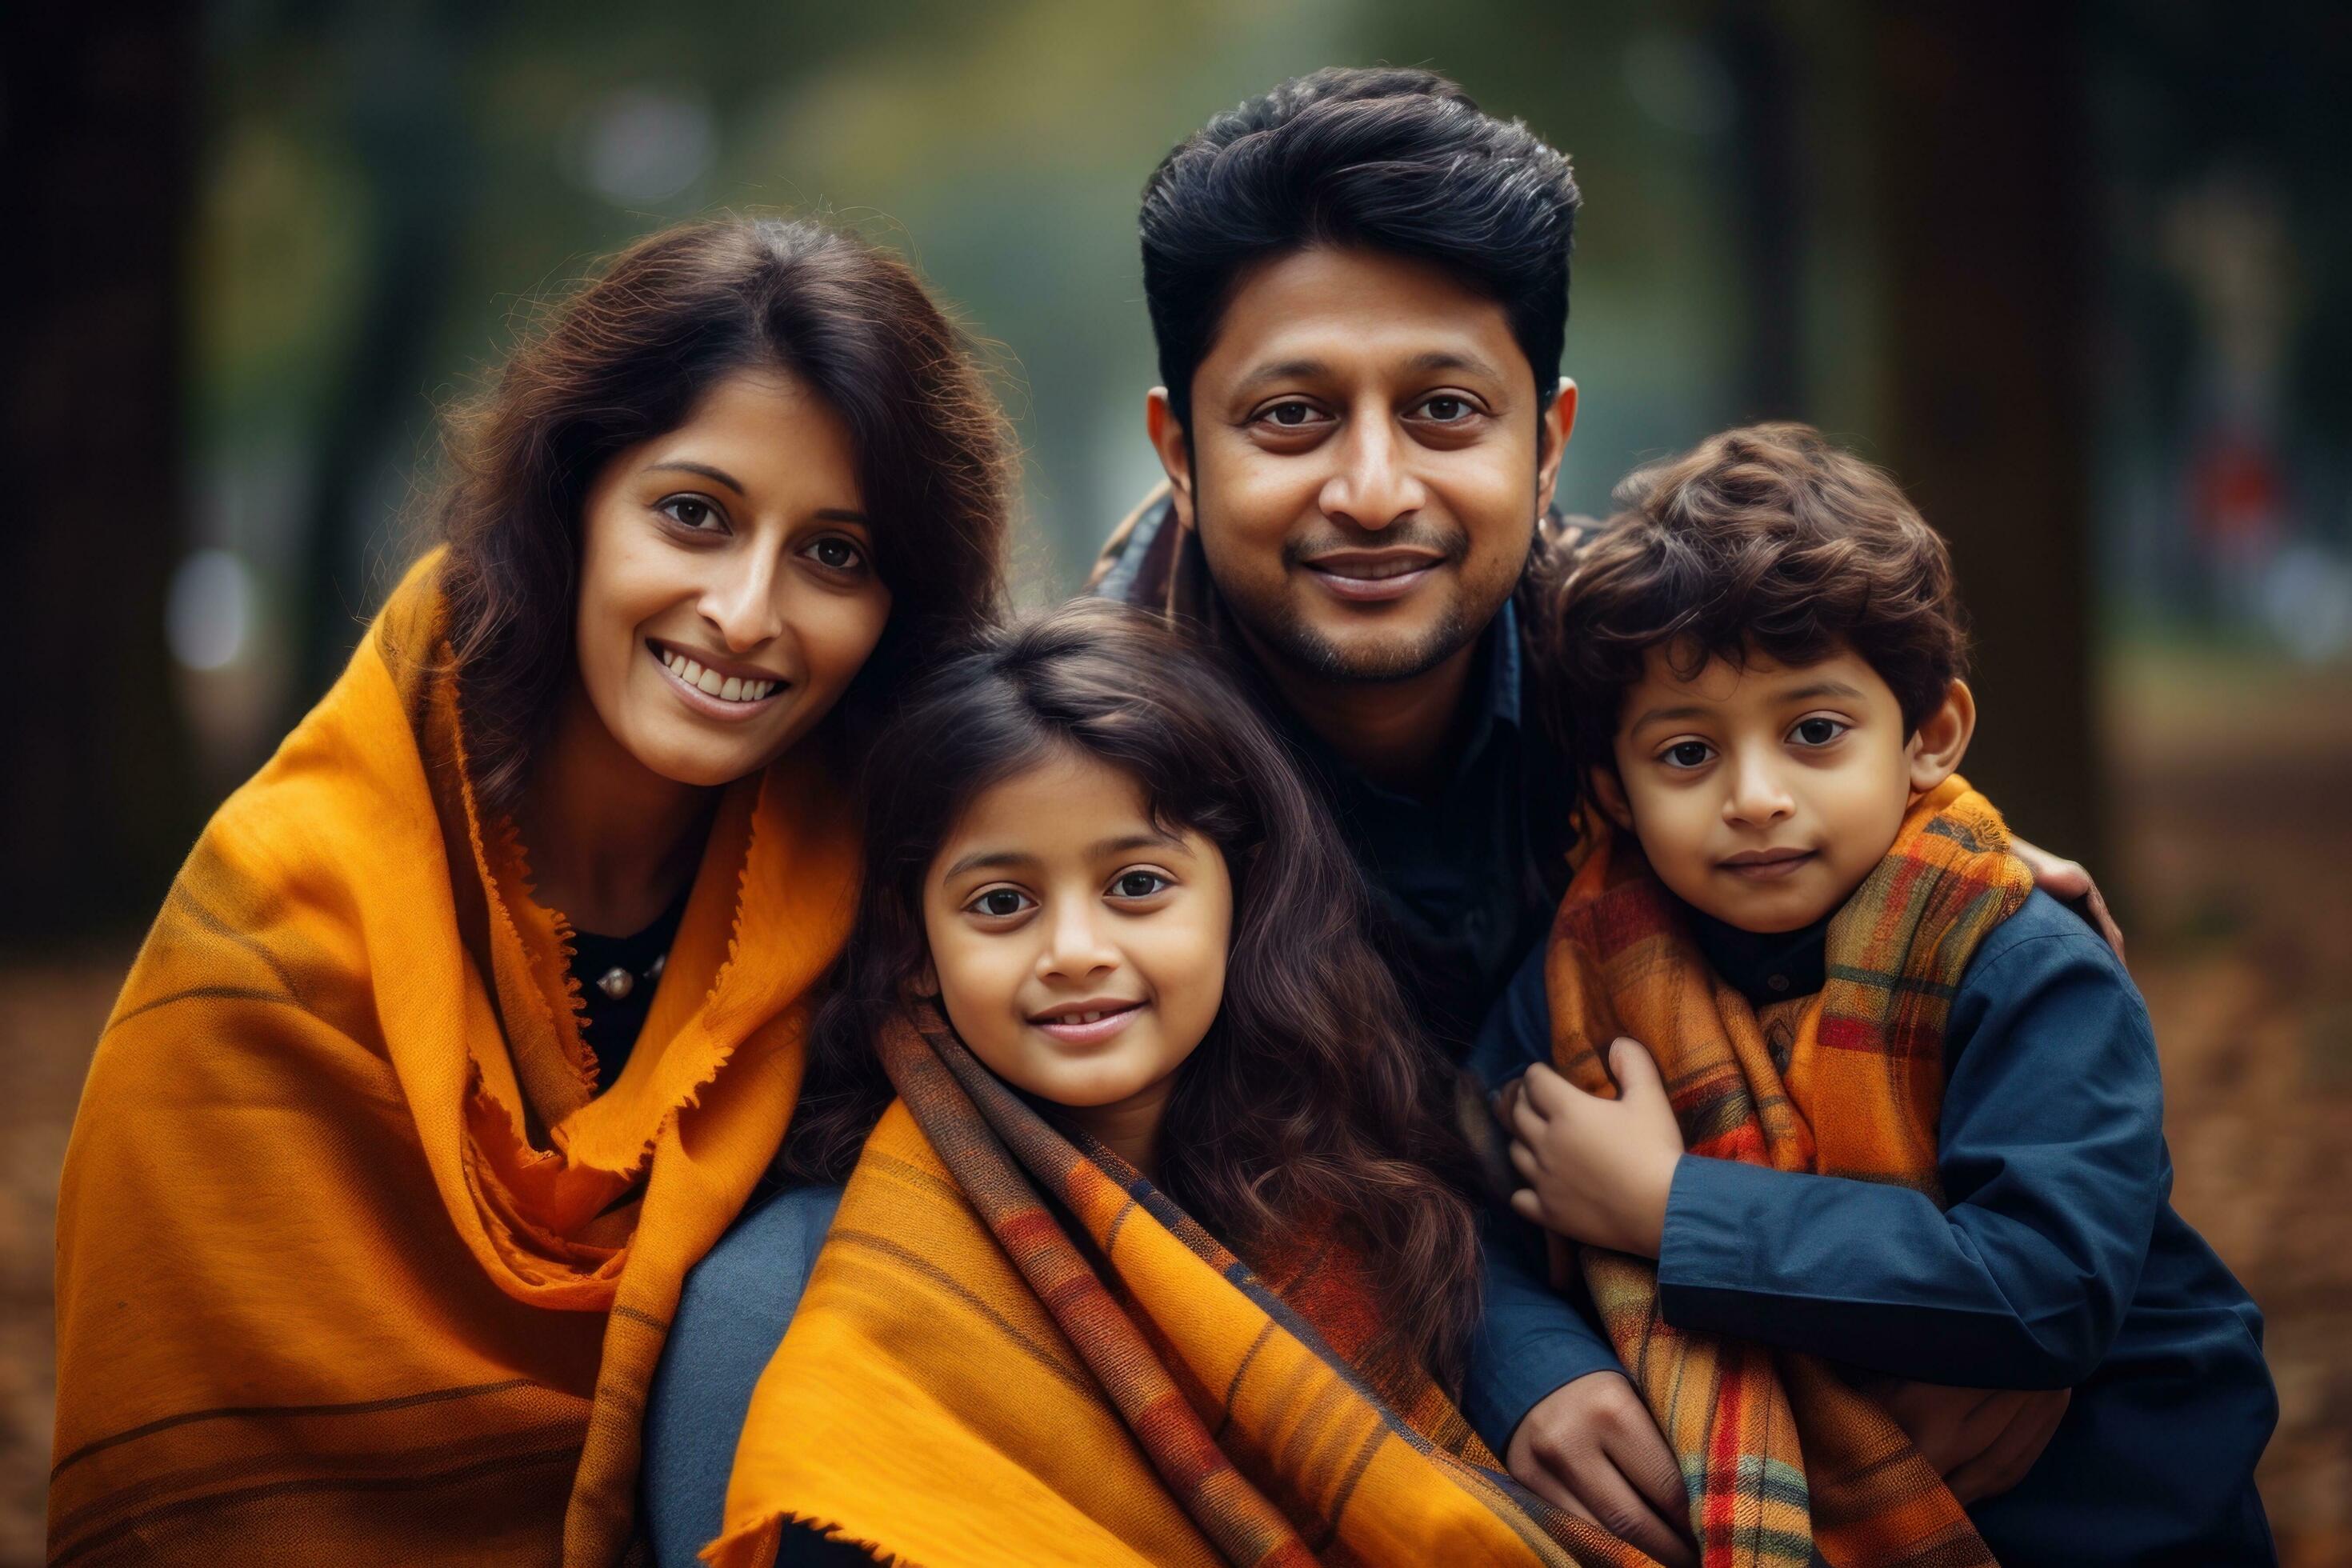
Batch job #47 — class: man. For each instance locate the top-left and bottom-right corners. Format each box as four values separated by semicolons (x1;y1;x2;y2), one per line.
1094;66;2106;1566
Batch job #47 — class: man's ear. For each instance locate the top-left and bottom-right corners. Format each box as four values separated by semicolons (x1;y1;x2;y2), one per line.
1906;679;1978;795
1146;387;1196;528
1588;762;1636;834
1535;378;1578;516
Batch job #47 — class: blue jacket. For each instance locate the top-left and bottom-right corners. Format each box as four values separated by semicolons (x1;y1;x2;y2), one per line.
1468;889;2278;1566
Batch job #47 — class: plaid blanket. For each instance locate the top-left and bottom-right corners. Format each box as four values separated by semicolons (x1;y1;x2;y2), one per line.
1542;776;2033;1568
708;1004;1658;1567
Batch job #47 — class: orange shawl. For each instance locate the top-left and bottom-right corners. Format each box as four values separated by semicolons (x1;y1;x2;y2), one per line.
708;1006;1654;1568
50;553;858;1566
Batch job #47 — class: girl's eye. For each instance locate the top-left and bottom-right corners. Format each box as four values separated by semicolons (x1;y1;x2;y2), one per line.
805;535;865;572
1792;718;1847;747
1110;870;1171;900
1663;741;1714;770
659;496;723;530
967;888;1033;918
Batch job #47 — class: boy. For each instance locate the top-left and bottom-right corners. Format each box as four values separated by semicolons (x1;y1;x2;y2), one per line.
1478;423;2276;1565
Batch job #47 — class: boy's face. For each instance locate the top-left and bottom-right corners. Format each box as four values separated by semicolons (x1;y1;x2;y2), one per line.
1597;641;1970;934
1148;246;1574;686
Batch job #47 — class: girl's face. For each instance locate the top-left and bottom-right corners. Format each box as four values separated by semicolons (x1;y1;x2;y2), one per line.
573;367;891;789
922;747;1232;1150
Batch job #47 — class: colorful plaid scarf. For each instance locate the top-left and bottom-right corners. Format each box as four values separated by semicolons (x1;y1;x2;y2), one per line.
708;1005;1659;1568
1542;777;2033;1568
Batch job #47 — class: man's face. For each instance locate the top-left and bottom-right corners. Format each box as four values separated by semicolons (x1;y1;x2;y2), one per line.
1150;246;1573;684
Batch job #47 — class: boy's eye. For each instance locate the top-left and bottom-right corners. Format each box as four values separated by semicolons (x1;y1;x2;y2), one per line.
1110;870;1171;900
967;888;1033;918
1663;741;1714;769
1791;718;1847;746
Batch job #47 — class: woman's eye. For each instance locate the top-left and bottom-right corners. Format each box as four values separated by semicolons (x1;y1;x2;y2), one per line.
1111;870;1170;900
969;889;1032;918
1792;718;1847;746
806;536;864;572
659;496;722;530
1664;741;1714;769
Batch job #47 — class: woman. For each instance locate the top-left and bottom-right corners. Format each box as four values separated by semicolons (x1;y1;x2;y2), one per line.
49;217;1011;1566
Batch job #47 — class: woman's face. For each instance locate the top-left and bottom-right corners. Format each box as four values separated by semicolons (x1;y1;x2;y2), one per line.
573;367;890;789
922;748;1232;1141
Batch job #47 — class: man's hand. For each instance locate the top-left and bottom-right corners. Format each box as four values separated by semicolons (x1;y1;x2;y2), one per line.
1507;1371;1696;1567
1871;1381;2072;1503
2008;835;2123;960
1499;1042;1684;1257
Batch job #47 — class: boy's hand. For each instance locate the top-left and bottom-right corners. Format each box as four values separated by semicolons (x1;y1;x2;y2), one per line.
1498;1041;1684;1258
1507;1371;1697;1568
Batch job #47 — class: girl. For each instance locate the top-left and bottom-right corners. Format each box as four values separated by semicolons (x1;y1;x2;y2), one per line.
50;217;1010;1566
687;601;1651;1568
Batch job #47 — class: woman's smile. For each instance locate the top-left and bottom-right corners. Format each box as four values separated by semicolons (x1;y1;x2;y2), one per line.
648;639;791;722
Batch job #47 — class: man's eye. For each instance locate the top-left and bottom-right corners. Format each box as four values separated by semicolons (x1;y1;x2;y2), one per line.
659;496;722;530
1111;870;1170;900
806;536;864;571
1263;401;1318;428
1665;742;1714;769
1792;718;1846;746
1420;395;1474;422
970;889;1031;918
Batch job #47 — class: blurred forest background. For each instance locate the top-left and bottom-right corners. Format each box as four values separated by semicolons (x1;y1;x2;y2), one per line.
5;2;2350;1562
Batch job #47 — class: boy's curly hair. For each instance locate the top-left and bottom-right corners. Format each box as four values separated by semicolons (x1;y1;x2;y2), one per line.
1533;422;1968;774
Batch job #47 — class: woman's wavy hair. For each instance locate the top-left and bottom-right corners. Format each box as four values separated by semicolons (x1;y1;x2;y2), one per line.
784;598;1483;1390
436;216;1013;814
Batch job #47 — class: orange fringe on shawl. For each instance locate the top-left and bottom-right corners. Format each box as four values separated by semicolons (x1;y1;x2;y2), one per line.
50;553;858;1566
1544;778;2032;1568
706;1006;1659;1568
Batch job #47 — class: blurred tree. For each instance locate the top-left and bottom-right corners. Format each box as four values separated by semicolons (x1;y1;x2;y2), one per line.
0;4;198;939
1873;1;2104;866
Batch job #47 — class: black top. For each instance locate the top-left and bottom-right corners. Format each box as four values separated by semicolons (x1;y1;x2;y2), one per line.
1687;908;1830;1008
566;880;694;1094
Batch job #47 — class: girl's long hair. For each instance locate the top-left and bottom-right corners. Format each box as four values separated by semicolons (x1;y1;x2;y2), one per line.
435;216;1012;815
785;598;1484;1390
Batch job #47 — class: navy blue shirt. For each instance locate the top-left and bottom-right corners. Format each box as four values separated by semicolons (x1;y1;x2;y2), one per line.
1470;888;2278;1566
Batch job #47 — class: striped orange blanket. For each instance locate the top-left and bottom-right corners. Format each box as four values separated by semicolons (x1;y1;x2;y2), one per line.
708;1006;1659;1567
1543;777;2032;1568
50;553;858;1565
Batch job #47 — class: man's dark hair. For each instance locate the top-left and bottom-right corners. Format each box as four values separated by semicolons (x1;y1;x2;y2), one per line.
1139;67;1580;430
1534;422;1970;774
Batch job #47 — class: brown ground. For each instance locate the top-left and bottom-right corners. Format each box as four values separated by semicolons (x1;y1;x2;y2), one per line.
1;645;2346;1566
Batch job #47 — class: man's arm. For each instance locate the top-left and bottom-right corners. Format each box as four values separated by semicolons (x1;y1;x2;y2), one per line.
1467;946;1696;1566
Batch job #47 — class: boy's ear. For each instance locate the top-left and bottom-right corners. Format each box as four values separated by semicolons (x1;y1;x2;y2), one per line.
1146;387;1195;529
1906;679;1978;794
1588;764;1637;833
